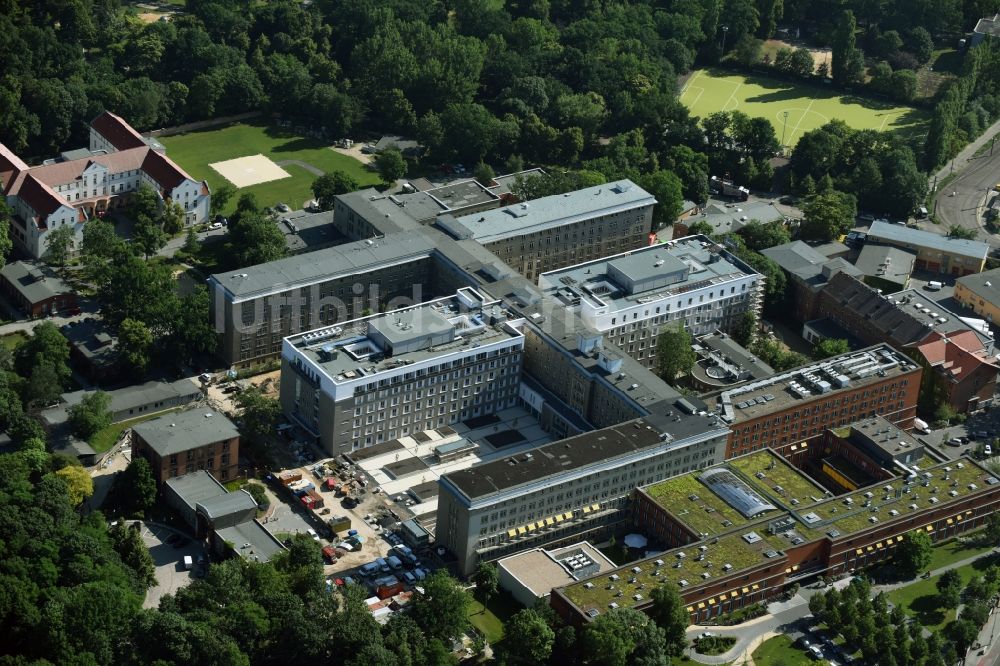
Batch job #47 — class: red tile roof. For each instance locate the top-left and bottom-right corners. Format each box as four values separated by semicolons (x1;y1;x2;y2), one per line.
90;111;147;151
0;143;29;193
140;150;189;190
916;330;998;383
16;175;67;219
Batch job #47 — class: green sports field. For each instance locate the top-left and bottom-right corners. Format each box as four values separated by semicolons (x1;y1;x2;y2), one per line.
680;69;929;147
160;122;380;215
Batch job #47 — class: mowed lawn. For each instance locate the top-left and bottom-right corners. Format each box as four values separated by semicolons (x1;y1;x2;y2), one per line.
886;553;1000;631
160;122;380;215
680;68;929;147
752;634;815;666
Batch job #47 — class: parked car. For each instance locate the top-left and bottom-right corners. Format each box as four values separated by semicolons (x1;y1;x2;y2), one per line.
948;438;963;446
403;571;417;585
276;202;290;212
306;528;321;542
359;562;380;577
986;444;993;457
412;568;427;581
376;557;390;573
808;645;824;660
210;222;222;230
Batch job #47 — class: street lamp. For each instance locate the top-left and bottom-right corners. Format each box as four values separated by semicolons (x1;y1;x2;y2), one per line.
721;25;729;53
781;110;790;148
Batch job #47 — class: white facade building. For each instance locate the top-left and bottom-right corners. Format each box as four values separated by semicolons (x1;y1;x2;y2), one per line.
538;236;764;368
279;288;527;455
1;112;210;259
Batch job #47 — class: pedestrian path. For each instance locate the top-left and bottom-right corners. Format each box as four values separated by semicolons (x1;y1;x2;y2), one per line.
685;547;999;665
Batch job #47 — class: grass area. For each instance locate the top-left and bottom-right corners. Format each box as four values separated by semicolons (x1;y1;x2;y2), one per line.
680;68;929;147
88;407;184;453
752;634;822;666
644;472;751;537
729;450;825;507
886;553;1000;631
805;460;988;537
466;592;520;644
0;332;27;352
161;122;380;215
927;533;994;571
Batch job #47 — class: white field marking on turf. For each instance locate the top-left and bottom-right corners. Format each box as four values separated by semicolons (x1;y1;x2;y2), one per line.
877;110;896;132
685;85;706;109
680;69;703;97
785;99;815;145
722;82;743;113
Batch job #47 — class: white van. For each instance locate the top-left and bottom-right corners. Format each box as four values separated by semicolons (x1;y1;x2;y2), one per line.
183;555;194;570
926;281;943;291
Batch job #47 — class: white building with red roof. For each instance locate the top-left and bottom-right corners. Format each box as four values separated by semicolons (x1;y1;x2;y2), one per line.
0;112;211;259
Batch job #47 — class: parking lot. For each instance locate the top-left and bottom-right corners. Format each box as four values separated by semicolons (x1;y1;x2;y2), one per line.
139;521;207;608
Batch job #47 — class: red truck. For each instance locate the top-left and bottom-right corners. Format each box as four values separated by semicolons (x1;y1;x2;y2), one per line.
376;582;404;599
321;546;337;563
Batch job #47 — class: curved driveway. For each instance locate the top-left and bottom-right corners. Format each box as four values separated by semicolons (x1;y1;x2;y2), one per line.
933;120;1000;246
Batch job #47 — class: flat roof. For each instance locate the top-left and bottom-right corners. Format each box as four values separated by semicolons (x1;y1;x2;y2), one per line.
210;229;434;301
855;245;916;284
761;241;864;287
539;236;760;313
957;268;1000;303
696;332;775;382
498;541;616;598
197;489;258;520
441;412;728;501
714;345;919;424
560;449;998;615
0;260;72;304
489;168;546;196
277;209;347;253
849;416;923;459
685;200;784;235
132;409;240;457
867;221;990;260
886;289;994;349
435;180;655;243
215;520;286;563
286;290;522;385
165;470;228;510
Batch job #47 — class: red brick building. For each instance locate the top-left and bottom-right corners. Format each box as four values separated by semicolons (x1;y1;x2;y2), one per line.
0;260;77;318
709;344;921;459
552;442;1000;626
131;409;240;484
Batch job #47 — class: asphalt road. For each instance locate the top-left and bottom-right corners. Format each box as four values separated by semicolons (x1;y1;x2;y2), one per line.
933;137;1000;246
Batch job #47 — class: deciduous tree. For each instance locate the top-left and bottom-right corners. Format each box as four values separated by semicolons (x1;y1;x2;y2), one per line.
68;390;112;440
813;338;851;360
649;583;690;656
410;570;472;642
374;148;407;184
499;609;555;665
312;171;360;210
234;387;282;439
44;225;76;266
656;324;697;381
54;464;94;506
119;457;157;516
